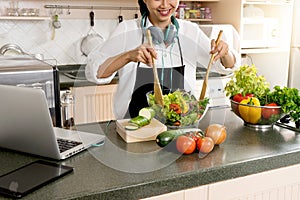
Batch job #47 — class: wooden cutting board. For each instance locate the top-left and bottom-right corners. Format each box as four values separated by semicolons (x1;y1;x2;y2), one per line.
116;118;167;143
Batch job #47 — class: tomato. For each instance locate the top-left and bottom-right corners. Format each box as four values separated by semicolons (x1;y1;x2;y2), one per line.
185;131;203;143
233;93;255;103
169;103;181;114
176;135;196;154
262;103;280;119
196;137;214;154
173;121;181;126
205;124;227;145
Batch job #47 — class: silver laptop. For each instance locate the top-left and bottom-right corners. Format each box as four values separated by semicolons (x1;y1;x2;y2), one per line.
0;84;105;160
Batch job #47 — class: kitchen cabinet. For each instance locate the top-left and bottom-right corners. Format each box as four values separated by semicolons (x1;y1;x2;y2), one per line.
205;0;294;87
207;0;293;50
70;84;117;124
209;163;300;200
141;163;300;200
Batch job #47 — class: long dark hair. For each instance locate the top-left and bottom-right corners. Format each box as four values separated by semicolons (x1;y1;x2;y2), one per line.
138;0;149;16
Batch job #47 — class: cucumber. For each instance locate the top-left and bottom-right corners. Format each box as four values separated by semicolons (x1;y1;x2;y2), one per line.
125;124;139;131
139;107;155;120
129;116;150;127
156;128;204;147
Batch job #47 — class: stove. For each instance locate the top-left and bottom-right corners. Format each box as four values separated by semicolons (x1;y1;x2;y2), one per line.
275;115;300;133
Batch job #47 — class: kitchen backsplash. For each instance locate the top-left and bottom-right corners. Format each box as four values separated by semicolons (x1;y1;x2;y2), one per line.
0;18;119;65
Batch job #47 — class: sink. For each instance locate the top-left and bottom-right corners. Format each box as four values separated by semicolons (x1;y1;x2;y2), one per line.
57;64;86;80
63;70;86;80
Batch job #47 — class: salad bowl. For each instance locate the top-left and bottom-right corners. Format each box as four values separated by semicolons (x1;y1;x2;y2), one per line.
147;89;209;129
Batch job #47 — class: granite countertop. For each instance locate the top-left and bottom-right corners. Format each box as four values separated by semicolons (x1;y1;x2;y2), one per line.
1;108;300;199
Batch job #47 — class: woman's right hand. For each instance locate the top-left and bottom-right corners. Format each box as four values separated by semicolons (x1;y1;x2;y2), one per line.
96;44;157;78
128;43;157;66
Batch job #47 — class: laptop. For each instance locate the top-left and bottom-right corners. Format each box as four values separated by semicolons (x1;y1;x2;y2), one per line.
0;84;105;160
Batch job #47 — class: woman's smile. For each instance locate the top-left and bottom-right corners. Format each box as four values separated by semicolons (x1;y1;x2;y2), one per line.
158;9;172;17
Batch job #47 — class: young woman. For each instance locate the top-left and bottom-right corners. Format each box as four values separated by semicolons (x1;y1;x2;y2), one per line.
85;0;240;119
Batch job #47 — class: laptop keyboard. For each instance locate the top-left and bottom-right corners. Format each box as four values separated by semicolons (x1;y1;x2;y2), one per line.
57;138;82;153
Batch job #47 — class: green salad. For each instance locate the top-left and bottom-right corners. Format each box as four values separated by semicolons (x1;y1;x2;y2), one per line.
148;90;209;127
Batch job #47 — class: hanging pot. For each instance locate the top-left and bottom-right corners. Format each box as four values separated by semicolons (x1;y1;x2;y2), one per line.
80;11;105;56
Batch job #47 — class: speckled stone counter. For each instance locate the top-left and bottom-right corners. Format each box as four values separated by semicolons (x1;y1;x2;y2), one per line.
1;108;300;200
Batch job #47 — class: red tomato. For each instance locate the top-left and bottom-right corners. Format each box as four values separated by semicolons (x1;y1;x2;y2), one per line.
262;103;280;119
196;137;214;154
173;121;181;126
176;135;196;154
169;103;181;114
185;131;203;143
233;93;254;103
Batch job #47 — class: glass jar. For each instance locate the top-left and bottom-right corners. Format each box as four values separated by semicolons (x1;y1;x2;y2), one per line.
178;3;186;19
61;90;76;130
205;7;212;19
185;7;190;19
200;8;206;19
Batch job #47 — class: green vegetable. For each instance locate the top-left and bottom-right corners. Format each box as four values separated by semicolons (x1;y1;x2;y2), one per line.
125;124;139;131
129;116;150;127
138;107;155;120
225;64;270;104
266;86;300;122
156;128;204;147
225;64;300;122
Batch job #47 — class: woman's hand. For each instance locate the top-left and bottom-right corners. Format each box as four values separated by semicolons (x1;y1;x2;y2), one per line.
96;43;158;78
210;39;235;68
128;43;157;66
210;39;229;61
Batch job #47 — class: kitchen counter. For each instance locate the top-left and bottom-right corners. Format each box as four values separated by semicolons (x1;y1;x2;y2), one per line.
1;108;300;199
57;64;227;90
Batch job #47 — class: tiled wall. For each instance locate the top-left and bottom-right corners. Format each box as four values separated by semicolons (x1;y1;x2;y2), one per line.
0;18;119;65
0;0;138;65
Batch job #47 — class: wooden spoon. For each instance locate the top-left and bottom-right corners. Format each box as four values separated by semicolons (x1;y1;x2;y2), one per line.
199;30;223;100
146;30;164;107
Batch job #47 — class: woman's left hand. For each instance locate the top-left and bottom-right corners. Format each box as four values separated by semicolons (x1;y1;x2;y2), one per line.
210;39;235;68
210;39;229;61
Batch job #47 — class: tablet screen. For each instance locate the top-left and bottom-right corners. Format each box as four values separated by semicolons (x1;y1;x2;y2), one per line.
0;160;73;198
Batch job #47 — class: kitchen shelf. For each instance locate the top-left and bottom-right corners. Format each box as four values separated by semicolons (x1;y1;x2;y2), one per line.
242;0;293;5
241;47;290;54
185;18;213;22
0;16;50;20
180;0;220;2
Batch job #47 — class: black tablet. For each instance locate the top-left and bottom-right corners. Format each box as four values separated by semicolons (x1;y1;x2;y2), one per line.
0;160;74;198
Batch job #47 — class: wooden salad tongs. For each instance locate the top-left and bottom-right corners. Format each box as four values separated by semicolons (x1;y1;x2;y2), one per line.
199;30;223;100
146;29;164;107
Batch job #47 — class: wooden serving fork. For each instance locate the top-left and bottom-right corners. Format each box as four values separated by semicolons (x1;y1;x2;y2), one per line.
146;29;164;107
199;30;223;100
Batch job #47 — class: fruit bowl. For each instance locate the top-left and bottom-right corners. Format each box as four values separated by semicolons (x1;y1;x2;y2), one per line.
230;99;285;130
147;89;209;129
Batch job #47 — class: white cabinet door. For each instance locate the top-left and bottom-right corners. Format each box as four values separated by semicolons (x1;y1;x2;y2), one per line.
185;185;209;200
140;190;185;200
140;185;208;200
209;163;300;200
289;47;300;89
